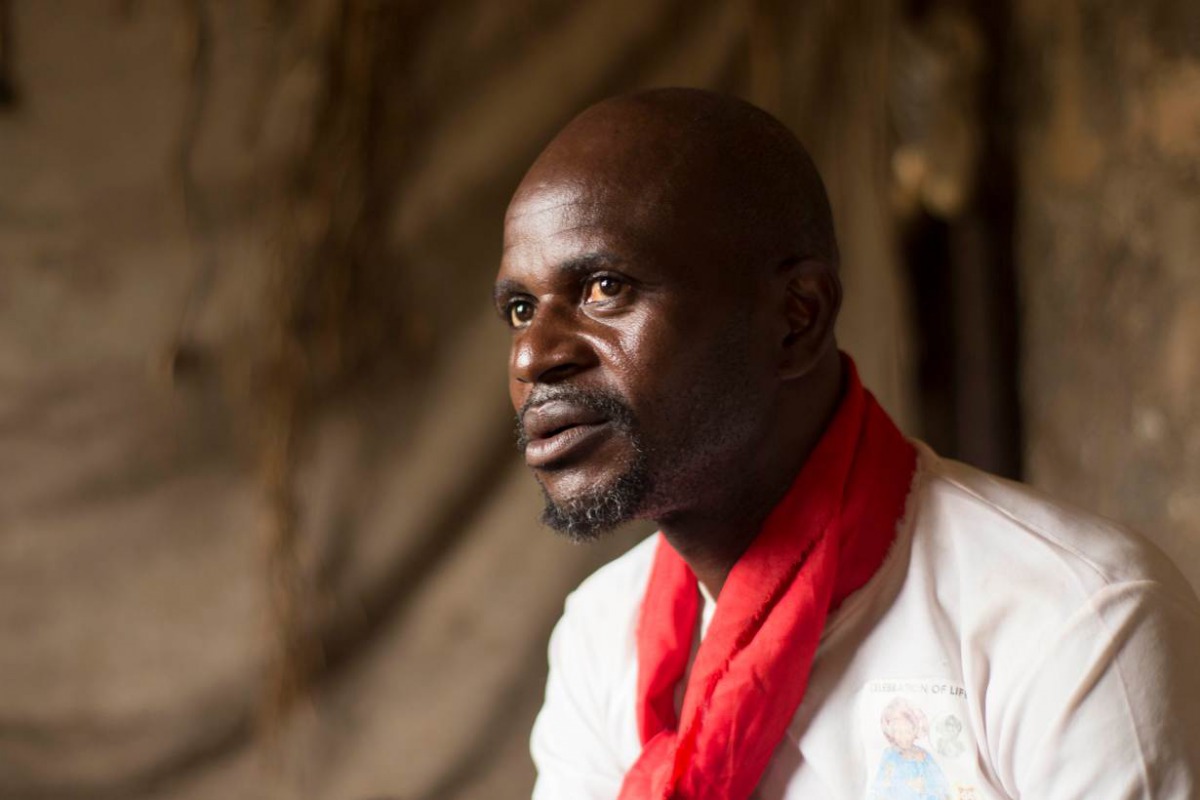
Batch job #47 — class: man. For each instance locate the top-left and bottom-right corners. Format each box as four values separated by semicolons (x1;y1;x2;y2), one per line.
494;88;1200;799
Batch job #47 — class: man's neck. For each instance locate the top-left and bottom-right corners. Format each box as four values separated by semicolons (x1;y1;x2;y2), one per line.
656;351;844;599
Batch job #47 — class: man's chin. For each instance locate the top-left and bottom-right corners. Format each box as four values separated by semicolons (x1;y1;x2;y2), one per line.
537;462;650;543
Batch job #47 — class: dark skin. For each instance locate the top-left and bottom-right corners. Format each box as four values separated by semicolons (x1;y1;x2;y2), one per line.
496;89;844;598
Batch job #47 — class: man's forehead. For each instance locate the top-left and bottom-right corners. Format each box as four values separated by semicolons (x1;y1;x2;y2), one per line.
502;178;660;256
504;182;597;232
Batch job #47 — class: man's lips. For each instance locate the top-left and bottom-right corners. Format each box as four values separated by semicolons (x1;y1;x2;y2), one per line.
522;400;612;468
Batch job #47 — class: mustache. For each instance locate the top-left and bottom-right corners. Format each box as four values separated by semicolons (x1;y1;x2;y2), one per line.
515;385;638;451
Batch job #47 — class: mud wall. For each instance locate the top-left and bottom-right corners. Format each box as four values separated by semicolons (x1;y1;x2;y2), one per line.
1016;0;1200;584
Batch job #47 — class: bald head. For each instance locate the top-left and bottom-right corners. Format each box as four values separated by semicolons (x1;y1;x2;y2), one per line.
509;87;839;273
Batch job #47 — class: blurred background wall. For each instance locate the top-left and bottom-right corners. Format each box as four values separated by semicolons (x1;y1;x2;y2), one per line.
0;0;1195;798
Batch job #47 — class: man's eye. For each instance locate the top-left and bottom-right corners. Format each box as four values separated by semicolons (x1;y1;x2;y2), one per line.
508;299;535;328
584;276;627;304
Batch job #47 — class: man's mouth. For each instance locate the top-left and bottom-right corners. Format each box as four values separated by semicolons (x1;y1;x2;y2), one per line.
521;400;613;468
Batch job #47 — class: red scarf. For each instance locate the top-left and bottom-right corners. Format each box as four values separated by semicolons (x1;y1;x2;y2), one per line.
618;357;916;800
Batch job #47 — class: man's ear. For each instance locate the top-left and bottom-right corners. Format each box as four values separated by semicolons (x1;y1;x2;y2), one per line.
777;258;841;380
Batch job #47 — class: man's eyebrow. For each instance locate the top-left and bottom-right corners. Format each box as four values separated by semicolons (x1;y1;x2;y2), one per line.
493;278;525;306
492;252;622;305
557;251;621;278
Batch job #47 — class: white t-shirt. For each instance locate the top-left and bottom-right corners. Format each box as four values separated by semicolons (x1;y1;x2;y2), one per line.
531;443;1200;799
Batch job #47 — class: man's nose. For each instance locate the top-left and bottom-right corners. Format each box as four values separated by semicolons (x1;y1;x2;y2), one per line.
511;304;596;385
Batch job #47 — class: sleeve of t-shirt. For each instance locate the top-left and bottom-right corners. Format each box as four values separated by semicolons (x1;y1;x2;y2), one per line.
1001;580;1200;798
530;597;626;800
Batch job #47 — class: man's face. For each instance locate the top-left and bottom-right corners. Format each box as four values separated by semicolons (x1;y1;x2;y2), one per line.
496;179;775;538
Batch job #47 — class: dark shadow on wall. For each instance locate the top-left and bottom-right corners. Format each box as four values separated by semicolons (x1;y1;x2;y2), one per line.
0;0;16;108
899;0;1023;480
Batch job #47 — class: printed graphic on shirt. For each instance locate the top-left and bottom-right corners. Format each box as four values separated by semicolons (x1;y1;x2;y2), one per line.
860;679;993;800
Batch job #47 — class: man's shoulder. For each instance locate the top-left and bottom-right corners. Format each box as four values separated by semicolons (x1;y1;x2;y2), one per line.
914;442;1196;599
902;446;1200;798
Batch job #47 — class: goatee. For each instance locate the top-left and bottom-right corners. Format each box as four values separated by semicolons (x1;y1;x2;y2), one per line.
538;453;650;542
